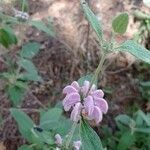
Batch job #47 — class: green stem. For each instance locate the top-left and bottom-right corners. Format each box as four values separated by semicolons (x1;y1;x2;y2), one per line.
21;0;26;12
65;121;78;149
87;52;106;94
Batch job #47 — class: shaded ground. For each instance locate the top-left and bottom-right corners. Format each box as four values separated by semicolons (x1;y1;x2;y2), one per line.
0;0;150;149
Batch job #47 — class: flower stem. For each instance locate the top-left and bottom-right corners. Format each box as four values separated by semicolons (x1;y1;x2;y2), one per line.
88;52;106;92
22;0;26;12
65;121;78;149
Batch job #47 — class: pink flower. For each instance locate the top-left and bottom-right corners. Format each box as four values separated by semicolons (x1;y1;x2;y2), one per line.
62;80;108;124
73;140;82;150
54;133;81;149
71;102;82;122
55;134;62;145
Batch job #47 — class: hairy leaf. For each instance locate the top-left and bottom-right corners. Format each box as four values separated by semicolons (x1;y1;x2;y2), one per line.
7;84;26;106
112;13;129;34
116;40;150;64
80;0;103;42
80;119;103;150
29;20;55;36
40;108;62;130
20;42;41;59
11;109;35;141
18;59;42;81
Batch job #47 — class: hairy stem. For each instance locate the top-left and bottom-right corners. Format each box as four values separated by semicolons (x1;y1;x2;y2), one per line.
65;121;77;149
87;52;106;94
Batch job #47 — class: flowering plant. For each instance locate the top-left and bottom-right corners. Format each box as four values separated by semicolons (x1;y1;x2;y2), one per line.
3;0;150;150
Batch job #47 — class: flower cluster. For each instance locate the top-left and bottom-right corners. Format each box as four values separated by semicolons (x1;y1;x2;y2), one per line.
13;9;29;20
55;134;81;150
62;80;108;124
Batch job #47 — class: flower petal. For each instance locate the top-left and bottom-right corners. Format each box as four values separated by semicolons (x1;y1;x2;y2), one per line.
92;106;103;124
63;85;78;94
81;81;90;96
91;89;104;99
83;95;94;116
94;98;108;114
71;81;80;91
63;93;80;111
73;140;82;150
70;103;82;122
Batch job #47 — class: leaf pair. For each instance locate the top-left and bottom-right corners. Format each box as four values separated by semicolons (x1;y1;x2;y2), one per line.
11;108;62;149
81;0;150;64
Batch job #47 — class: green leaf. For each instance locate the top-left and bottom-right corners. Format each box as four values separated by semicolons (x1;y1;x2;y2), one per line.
18;59;37;74
117;131;135;150
116;40;150;64
32;129;55;145
0;26;17;48
80;0;103;42
18;145;33;150
140;81;150;90
29;20;55;36
40;108;63;130
78;74;97;87
3;26;17;44
115;114;134;126
7;84;26;106
136;110;150;126
11;109;35;141
20;42;41;59
112;13;129;34
134;127;150;134
0;28;11;48
55;116;72;136
18;59;42;81
80;119;103;150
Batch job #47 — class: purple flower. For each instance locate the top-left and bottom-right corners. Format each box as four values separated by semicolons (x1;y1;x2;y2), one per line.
54;133;81;149
55;134;62;145
73;140;82;150
71;102;82;122
62;80;108;124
